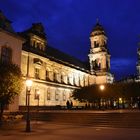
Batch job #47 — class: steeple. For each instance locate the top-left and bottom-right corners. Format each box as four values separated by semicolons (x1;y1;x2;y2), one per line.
88;21;110;74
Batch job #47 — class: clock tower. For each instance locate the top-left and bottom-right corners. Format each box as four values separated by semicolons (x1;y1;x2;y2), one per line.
88;21;113;83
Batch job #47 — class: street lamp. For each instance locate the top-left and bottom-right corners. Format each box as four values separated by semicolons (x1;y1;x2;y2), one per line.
36;90;40;111
99;84;105;109
100;85;105;91
25;79;33;132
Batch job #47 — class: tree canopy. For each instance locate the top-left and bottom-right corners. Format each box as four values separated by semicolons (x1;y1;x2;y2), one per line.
72;82;140;103
0;62;23;122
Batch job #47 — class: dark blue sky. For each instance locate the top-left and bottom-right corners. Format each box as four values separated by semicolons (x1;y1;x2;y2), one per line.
1;0;140;80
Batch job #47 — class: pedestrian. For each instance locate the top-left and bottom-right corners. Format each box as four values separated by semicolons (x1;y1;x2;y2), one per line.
66;100;70;110
70;100;73;109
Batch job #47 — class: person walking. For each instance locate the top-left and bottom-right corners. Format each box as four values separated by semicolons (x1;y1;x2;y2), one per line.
66;100;70;110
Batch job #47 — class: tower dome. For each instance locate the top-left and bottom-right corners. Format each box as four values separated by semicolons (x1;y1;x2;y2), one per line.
90;21;106;37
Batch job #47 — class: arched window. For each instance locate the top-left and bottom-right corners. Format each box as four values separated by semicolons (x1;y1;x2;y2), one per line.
1;47;12;63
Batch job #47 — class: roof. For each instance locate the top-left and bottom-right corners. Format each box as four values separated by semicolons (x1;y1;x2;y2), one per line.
20;22;89;72
46;46;89;71
20;23;46;39
90;22;106;37
22;45;89;72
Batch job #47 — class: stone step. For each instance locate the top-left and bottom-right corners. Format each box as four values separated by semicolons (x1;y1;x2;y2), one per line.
25;111;140;128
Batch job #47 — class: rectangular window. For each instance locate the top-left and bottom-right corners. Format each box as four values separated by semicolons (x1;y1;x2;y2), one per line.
54;73;58;82
46;71;50;81
55;92;59;101
47;92;51;100
1;47;12;63
34;89;39;100
35;68;40;79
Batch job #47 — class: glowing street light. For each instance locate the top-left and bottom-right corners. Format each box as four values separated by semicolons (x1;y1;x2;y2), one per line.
100;85;105;91
25;79;33;132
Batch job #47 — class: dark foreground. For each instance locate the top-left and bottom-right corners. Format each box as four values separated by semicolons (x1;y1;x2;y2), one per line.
0;122;140;140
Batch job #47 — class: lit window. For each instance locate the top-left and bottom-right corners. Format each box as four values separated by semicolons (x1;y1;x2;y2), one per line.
34;68;40;79
55;90;59;101
34;89;40;100
54;72;58;82
61;74;65;83
46;70;50;81
67;77;70;84
47;89;51;100
1;47;12;63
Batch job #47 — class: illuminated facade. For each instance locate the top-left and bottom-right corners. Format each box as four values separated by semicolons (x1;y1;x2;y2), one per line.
88;22;113;84
0;11;113;109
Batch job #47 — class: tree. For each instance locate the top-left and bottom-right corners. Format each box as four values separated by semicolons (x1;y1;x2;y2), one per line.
0;62;23;124
72;82;140;109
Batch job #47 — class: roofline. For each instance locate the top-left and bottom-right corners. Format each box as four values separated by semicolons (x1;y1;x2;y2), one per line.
22;49;90;74
0;28;25;42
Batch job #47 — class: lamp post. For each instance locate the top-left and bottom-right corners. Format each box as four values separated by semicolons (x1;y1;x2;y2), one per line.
99;84;105;109
25;79;33;132
36;90;40;111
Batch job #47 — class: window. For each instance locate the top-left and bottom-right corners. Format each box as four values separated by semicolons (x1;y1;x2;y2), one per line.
61;74;65;83
34;89;40;100
53;72;57;82
34;68;40;79
67;76;71;85
63;92;66;101
55;90;59;101
47;89;51;100
46;70;50;81
1;47;12;63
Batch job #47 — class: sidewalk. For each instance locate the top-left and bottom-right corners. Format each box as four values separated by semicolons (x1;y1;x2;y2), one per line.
37;109;140;113
0;121;140;140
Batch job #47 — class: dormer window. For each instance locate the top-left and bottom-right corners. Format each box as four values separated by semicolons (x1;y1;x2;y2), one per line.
30;35;46;51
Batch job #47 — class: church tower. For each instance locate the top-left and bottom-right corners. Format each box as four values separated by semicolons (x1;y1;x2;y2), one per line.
136;47;140;79
88;21;113;83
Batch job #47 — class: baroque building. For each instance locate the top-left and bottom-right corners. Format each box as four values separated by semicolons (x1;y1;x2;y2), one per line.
0;11;113;110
